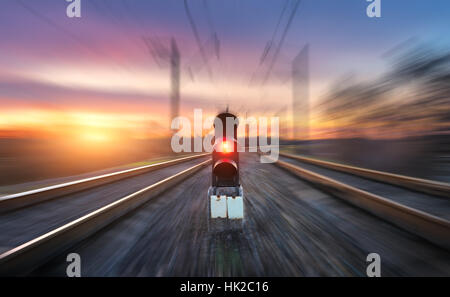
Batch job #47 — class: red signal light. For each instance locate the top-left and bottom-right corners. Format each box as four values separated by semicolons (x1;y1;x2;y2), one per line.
219;140;232;153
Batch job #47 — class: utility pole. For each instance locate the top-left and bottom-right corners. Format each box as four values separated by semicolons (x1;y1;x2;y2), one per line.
143;36;181;131
170;38;180;128
292;44;309;141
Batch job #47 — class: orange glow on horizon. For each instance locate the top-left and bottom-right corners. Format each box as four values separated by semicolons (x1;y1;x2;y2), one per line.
0;107;170;140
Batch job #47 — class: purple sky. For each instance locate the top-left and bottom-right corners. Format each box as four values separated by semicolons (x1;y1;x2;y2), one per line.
1;0;449;137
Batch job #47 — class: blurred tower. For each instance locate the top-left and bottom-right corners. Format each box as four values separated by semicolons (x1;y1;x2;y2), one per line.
143;36;181;131
292;44;310;140
275;106;288;140
170;39;180;127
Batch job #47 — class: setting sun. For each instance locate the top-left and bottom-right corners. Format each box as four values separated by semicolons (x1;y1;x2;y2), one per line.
80;130;112;143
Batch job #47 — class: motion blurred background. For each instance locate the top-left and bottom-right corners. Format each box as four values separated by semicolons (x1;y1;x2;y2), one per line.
0;0;449;189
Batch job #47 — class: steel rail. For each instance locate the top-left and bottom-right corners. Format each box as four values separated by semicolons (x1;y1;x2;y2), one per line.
268;155;450;251
0;159;211;276
280;152;450;198
0;153;210;213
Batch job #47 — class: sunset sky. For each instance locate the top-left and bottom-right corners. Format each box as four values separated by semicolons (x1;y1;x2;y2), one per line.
1;0;450;140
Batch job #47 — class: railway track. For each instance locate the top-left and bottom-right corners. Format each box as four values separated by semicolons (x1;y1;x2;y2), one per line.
0;155;211;275
279;152;450;198
0;153;210;213
272;153;450;250
0;152;449;276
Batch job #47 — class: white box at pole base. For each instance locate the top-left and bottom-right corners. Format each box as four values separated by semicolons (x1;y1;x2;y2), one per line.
210;195;227;218
227;196;244;219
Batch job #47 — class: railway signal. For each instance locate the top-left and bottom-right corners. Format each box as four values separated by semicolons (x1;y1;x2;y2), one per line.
207;112;244;232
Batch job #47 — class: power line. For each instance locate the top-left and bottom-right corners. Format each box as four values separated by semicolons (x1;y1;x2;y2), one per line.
183;0;214;81
17;0;99;57
261;0;290;65
261;0;302;85
203;0;216;36
16;0;138;76
248;0;290;86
